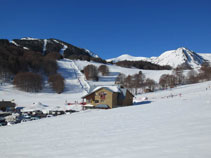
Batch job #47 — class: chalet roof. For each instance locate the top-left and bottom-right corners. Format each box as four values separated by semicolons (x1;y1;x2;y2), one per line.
92;86;121;93
82;86;134;98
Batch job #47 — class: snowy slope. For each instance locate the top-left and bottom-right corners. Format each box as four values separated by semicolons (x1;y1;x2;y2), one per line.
73;60;172;88
84;48;99;58
0;58;172;110
0;81;211;158
199;53;211;62
154;47;205;68
0;59;90;109
107;47;210;68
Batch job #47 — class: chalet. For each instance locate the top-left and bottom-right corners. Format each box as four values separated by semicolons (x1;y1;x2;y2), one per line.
0;101;16;112
82;86;134;109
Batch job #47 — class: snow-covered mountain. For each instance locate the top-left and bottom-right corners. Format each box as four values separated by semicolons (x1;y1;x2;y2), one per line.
107;47;210;68
107;54;149;63
11;37;99;58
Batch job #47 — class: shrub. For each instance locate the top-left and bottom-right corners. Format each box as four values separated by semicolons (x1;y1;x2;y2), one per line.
144;78;156;91
98;65;109;76
42;59;58;76
45;52;62;60
115;73;126;85
13;72;43;92
186;70;199;84
159;74;177;89
48;74;65;94
84;65;98;81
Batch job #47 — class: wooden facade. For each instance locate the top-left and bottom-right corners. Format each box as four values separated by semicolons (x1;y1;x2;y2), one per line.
82;87;134;109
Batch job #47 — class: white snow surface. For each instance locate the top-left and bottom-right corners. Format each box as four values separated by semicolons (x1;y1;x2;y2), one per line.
107;54;149;63
21;37;40;40
91;85;121;93
154;47;205;68
43;39;47;54
107;47;211;68
0;81;211;158
60;44;68;55
10;41;19;46
84;48;99;58
199;53;211;63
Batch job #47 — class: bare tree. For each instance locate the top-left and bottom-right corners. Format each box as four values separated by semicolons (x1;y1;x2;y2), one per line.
13;72;43;92
48;74;65;94
159;74;168;89
186;70;199;84
45;52;63;60
172;68;185;85
144;78;156;91
84;64;98;81
98;65;109;76
199;64;211;81
0;67;12;83
42;59;58;76
124;75;132;89
132;72;145;95
115;73;126;85
159;74;177;89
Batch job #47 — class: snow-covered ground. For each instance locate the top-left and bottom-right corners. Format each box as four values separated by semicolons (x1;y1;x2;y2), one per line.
0;81;211;158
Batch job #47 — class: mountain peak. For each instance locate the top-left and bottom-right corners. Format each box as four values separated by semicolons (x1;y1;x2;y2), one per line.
156;47;205;68
107;47;209;69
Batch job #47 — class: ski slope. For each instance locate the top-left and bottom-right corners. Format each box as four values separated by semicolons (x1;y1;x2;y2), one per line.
57;59;90;93
0;59;90;109
0;81;211;158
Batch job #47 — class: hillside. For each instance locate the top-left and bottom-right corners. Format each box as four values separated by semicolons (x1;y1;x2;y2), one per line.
0;81;211;158
0;58;172;109
12;37;99;58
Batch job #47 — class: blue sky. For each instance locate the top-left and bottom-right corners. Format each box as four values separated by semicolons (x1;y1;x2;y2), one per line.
1;0;211;59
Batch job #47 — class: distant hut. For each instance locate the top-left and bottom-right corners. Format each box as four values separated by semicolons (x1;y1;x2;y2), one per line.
0;101;16;112
144;88;153;93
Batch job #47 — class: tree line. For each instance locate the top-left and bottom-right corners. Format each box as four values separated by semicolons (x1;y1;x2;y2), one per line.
115;71;156;95
115;63;211;94
115;60;172;70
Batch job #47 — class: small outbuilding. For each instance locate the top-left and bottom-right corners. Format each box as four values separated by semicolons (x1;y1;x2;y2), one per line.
0;101;16;112
82;86;134;109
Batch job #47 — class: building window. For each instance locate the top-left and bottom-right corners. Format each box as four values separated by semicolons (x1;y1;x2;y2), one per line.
95;100;99;103
99;92;107;100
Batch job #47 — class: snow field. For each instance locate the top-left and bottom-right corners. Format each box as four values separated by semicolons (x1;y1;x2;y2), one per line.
0;81;211;158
